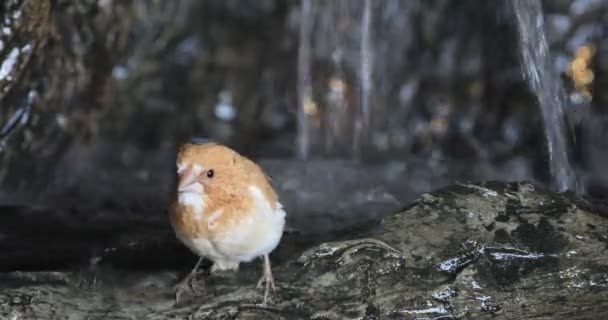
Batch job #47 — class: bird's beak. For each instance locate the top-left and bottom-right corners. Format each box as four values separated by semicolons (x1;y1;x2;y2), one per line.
177;165;198;192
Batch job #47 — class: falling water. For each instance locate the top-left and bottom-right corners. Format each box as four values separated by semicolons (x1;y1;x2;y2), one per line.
297;0;315;160
296;0;377;160
511;0;577;192
353;0;373;159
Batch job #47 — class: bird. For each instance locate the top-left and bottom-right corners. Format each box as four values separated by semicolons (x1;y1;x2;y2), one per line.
169;142;286;305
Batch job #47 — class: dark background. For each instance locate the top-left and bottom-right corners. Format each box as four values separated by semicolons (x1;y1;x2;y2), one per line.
1;0;608;271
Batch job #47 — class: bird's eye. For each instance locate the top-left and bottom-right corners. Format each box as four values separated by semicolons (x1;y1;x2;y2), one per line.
206;169;214;178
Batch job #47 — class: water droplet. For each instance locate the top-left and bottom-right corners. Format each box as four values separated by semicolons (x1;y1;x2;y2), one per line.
214;90;237;121
0;47;20;81
112;65;128;80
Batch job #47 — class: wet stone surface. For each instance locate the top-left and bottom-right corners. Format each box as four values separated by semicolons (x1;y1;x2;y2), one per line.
1;181;607;319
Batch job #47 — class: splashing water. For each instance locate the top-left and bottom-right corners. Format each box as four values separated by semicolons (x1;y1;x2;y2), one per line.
511;0;577;192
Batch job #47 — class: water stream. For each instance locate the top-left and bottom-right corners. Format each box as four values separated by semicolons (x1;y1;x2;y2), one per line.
297;0;371;160
353;0;373;160
296;0;314;160
295;0;417;161
511;0;578;192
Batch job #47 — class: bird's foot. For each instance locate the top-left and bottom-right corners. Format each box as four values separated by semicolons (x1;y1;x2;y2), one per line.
174;257;205;304
256;272;276;292
257;255;276;305
174;273;199;304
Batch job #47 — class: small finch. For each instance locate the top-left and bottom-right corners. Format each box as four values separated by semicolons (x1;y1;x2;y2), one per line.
169;142;286;304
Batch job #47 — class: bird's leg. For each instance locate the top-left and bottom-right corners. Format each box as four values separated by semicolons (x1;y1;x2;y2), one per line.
256;254;276;304
174;257;204;303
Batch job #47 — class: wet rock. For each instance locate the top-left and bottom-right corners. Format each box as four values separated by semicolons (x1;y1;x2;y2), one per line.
1;181;607;319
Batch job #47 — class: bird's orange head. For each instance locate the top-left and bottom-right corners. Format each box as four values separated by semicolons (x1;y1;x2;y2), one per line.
175;142;250;209
176;142;243;194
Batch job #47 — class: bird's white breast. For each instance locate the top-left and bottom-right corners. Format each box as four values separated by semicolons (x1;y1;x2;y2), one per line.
177;164;205;216
212;185;285;262
175;232;225;262
174;182;285;265
178;191;204;216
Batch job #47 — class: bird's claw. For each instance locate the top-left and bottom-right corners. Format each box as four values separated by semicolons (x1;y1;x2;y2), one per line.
174;282;190;304
174;279;191;303
174;271;204;304
256;274;276;292
257;270;276;305
174;257;205;304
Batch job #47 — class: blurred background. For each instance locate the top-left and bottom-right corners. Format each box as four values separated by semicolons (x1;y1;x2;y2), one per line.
2;0;608;270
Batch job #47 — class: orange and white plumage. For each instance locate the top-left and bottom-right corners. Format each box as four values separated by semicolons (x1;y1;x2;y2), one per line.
169;142;285;303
